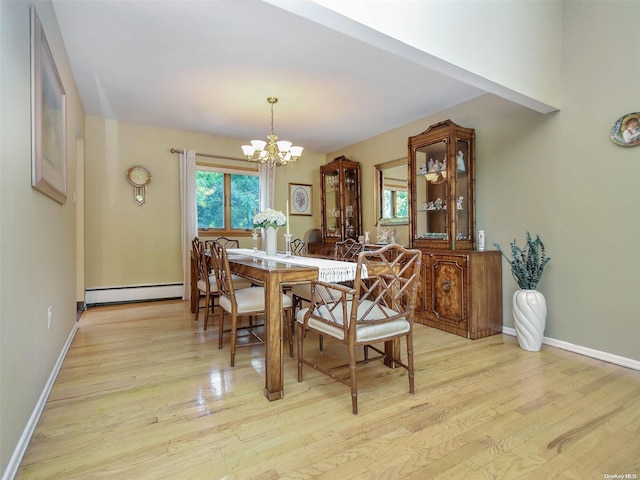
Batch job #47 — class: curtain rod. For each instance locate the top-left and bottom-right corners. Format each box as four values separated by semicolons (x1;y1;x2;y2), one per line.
169;148;246;162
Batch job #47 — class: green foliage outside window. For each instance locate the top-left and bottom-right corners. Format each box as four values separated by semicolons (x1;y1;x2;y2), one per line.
197;170;223;229
396;191;408;217
230;174;259;229
196;169;260;231
383;189;408;219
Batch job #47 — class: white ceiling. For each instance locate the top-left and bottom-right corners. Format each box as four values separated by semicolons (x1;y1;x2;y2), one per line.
52;0;491;154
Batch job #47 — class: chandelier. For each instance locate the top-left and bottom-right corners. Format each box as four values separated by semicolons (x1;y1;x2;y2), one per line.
241;97;303;166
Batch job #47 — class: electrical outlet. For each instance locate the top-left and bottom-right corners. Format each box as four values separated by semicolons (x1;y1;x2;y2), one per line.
48;306;53;329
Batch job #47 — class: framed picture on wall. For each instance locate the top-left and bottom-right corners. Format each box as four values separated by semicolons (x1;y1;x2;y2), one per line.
31;6;67;204
289;183;312;216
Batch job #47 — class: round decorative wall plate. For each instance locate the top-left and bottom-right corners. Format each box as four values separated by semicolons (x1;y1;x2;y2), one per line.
611;112;640;146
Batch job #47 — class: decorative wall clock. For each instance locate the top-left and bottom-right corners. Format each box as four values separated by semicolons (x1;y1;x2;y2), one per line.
127;165;152;205
611;112;640;147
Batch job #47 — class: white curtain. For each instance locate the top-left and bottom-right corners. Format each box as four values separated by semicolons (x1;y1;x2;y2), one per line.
259;162;276;209
179;149;197;300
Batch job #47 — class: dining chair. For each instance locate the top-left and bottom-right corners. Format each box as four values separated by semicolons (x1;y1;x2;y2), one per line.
190;237;202;314
291;237;364;332
302;228;322;245
194;237;253;333
207;236;239;249
290;237;306;256
209;241;294;366
193;237;217;329
296;243;422;414
334;237;364;261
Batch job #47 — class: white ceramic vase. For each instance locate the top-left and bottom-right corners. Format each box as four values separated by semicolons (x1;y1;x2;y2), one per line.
263;226;278;256
512;289;547;351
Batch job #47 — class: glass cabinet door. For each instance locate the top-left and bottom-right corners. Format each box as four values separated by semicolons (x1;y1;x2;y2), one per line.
320;156;361;244
454;139;471;242
323;170;341;239
415;139;449;241
343;168;358;239
409;120;475;250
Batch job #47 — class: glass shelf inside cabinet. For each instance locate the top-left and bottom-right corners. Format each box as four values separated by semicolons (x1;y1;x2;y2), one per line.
415;140;449;240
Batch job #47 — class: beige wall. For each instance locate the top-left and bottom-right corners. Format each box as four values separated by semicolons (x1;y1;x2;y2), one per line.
325;2;640;362
85;117;324;288
1;0;85;474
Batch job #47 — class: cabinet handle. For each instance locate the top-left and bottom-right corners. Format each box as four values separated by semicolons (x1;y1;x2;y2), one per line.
442;279;451;292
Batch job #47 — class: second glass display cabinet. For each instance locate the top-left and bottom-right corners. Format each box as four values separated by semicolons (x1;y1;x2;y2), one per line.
409;119;476;250
320;155;362;245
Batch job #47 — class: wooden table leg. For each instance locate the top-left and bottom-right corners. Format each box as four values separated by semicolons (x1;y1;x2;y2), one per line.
264;272;284;400
383;338;401;368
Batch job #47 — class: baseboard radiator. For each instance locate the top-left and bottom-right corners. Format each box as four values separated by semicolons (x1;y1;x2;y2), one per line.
85;283;183;306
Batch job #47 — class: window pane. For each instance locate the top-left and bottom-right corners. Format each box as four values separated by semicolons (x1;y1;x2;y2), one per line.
396;191;408;217
382;190;392;218
230;174;260;229
196;170;224;229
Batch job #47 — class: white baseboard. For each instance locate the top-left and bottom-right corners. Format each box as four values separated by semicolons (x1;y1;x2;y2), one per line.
2;322;79;480
85;283;183;305
502;327;640;371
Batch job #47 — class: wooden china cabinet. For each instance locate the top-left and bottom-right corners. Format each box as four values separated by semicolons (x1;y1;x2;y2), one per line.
409;120;502;339
309;156;362;257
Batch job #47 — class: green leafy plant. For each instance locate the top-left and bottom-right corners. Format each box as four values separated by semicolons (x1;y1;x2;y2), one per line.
494;232;551;290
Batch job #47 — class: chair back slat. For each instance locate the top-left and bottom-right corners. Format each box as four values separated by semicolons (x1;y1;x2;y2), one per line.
192;237;210;283
305;244;421;336
354;247;421;325
334;238;363;261
205;236;240;252
215;236;240;248
291;238;306;255
209;242;237;310
352;245;421;329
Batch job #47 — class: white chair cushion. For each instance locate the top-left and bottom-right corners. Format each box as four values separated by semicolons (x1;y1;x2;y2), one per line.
197;275;218;294
296;300;410;343
219;288;292;315
198;274;252;294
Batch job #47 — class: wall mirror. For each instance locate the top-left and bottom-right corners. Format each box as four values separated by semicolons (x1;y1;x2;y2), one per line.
375;158;409;225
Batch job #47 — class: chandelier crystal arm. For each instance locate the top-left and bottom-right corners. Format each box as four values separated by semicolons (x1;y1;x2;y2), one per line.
241;97;303;166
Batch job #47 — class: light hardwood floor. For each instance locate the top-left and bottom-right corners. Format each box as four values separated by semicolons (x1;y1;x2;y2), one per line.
16;300;640;479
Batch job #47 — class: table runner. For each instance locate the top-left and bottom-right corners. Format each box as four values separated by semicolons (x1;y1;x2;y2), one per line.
227;249;367;283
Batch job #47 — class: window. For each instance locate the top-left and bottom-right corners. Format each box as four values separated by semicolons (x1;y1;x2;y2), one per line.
382;188;408;219
196;164;260;234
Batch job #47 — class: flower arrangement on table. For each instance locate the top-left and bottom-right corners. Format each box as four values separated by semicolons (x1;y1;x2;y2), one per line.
253;208;287;230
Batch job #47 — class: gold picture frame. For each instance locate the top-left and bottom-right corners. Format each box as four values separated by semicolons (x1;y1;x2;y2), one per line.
31;6;67;204
289;183;312;216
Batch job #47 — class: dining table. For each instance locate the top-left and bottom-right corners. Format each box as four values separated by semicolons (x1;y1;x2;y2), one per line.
225;248;367;401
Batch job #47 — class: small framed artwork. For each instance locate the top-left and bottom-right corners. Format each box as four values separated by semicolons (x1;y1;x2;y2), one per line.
289;183;312;216
31;6;67;204
611;112;640;147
